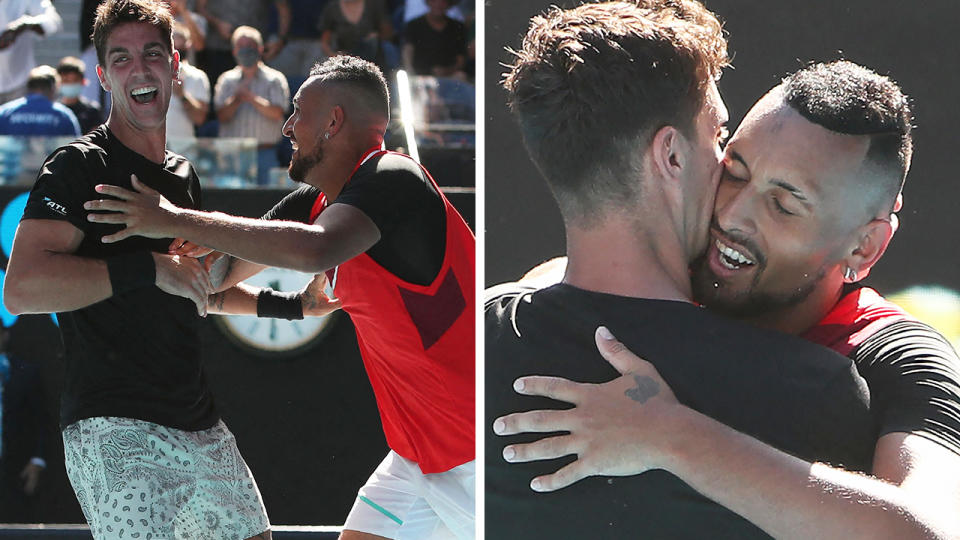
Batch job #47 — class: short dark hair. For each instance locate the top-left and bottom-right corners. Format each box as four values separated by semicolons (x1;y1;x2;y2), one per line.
503;0;729;223
26;65;58;94
92;0;174;67
309;56;390;119
57;56;86;77
781;60;912;214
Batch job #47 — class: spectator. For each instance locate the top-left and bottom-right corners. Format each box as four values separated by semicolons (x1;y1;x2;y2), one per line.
403;0;467;80
163;0;207;66
214;25;289;185
168;22;211;139
0;65;80;136
319;0;395;70
403;0;463;25
0;0;62;104
196;0;276;90
55;56;103;134
0;325;49;523
265;0;328;89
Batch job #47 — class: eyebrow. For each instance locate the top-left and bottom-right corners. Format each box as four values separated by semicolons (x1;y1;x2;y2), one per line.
729;150;813;206
107;42;165;57
771;179;810;203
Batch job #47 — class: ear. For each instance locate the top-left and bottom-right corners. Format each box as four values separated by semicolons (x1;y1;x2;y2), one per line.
172;49;181;80
96;64;109;92
844;218;894;282
328;105;345;138
649;125;685;182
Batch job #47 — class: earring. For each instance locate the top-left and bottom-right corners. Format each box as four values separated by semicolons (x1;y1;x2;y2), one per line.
843;267;858;282
324;132;330;139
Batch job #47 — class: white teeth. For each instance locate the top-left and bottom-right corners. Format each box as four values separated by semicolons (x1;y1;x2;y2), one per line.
716;239;755;266
131;86;157;96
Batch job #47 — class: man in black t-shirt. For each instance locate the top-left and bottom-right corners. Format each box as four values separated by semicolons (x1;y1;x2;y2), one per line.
402;0;467;79
3;2;272;539
491;25;960;538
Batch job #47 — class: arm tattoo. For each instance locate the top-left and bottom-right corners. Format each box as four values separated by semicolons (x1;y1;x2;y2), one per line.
624;375;659;404
208;291;226;312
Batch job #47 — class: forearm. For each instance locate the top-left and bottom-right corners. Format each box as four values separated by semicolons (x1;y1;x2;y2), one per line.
4;250;113;314
662;408;943;539
166;210;348;273
182;94;209;126
208;283;260;314
250;96;285;121
216;95;242;123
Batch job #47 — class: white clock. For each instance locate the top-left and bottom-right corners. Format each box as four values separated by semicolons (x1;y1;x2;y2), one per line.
213;267;339;357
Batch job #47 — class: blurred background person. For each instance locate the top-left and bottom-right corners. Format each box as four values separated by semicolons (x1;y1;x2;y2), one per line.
214;25;288;185
197;0;275;94
402;0;463;26
163;0;206;66
402;0;467;80
0;65;79;136
264;0;328;93
319;0;396;72
168;22;211;140
55;56;102;134
0;325;49;523
0;0;62;104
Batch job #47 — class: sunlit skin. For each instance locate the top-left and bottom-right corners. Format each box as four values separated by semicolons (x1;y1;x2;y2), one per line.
692;88;894;334
96;22;179;163
684;79;730;262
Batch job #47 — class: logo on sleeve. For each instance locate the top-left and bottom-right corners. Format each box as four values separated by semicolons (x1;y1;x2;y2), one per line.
43;197;68;216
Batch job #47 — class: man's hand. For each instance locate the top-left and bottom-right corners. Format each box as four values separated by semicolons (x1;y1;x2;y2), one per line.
493;326;684;492
235;83;255;103
169;238;214;258
152;252;213;316
84;174;182;243
20;462;42;496
299;273;341;317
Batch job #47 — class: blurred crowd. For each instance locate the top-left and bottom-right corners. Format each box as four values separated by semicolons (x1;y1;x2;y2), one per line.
0;0;476;185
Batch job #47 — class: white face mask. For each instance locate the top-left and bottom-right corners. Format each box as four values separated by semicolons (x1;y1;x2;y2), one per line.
60;83;84;98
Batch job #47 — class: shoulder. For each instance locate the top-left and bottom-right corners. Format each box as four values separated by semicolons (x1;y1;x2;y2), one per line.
216;67;242;85
181;62;210;83
44;128;108;168
258;63;287;83
0;98;26;115
52;101;77;118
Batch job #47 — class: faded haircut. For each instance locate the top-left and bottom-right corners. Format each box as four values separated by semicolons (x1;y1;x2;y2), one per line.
781;60;913;215
503;0;729;224
309;55;390;120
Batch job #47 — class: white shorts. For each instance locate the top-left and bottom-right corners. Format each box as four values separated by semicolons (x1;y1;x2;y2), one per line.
63;416;270;540
342;451;475;539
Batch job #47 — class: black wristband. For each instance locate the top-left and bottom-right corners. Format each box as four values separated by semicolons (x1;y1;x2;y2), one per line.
256;288;304;320
106;251;156;296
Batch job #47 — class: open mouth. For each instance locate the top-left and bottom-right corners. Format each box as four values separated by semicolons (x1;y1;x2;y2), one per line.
130;85;158;104
715;238;757;270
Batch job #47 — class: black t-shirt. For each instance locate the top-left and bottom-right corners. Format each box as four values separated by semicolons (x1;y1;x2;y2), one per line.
485;282;877;539
21;126;217;431
853;320;960;456
64;100;103;135
263;152;446;285
404;15;467;75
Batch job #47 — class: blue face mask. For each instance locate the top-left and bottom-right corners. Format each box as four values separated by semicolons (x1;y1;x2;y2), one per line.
235;47;260;68
60;83;84;98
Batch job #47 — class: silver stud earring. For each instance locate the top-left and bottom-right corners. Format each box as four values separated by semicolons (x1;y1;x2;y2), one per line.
324;132;330;139
843;267;857;282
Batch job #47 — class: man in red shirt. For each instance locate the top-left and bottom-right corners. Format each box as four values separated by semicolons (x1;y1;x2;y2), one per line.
84;55;475;539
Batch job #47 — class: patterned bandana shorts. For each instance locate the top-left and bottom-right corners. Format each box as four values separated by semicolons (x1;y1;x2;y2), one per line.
63;416;270;540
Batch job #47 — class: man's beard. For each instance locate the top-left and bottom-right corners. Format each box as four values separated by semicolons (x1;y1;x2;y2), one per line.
288;142;324;183
690;253;826;318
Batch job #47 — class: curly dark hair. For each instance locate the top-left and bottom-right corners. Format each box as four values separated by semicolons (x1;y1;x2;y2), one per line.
781;60;913;214
309;55;390;119
503;0;729;222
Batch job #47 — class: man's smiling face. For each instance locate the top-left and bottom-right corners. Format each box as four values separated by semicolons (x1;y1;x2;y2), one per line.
98;22;178;132
691;89;872;317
